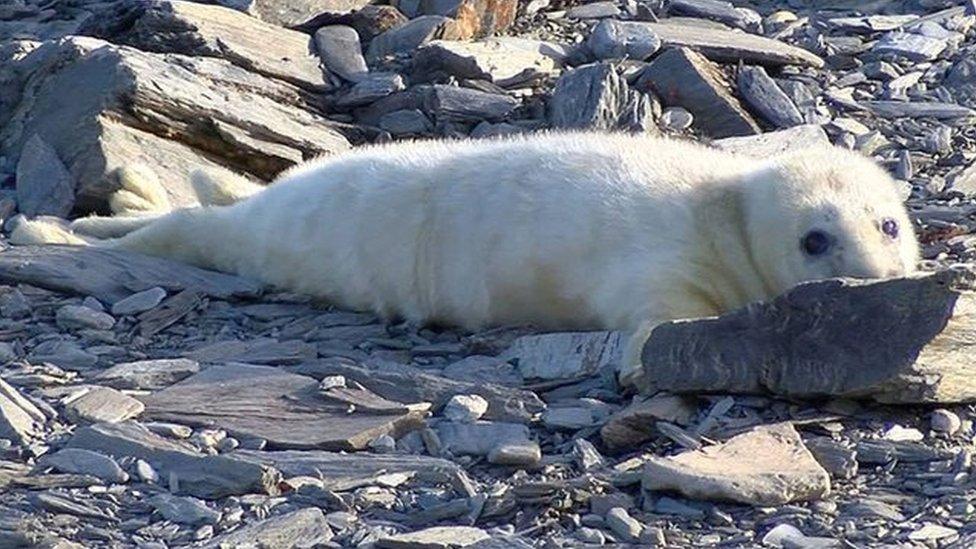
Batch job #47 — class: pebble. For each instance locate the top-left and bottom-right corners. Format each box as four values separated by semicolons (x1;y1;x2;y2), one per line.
442;394;488;422
661;107;693;131
605;507;642;543
110;287;167;316
931;409;962;435
369;434;396;453
148;493;221;525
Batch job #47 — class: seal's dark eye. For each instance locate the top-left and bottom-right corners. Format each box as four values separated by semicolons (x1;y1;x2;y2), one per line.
881;218;899;239
801;230;831;256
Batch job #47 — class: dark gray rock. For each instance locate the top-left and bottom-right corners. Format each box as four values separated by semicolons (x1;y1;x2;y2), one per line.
110;287;167;316
736;66;804;128
315;25;368;83
64;387;144;424
424;85;518;123
367;16;461;60
548;63;656;132
637;48;759;138
95;358;201;390
586;19;661;61
566;1;620;19
644;21;823;67
67;421;280;499
15;134;74;217
203;508;333;548
669;0;761;31
40;448;128;484
637;268;976;403
873;31;947;61
0;378;45;444
336;73;406;109
379;109;433;136
147;493;220;525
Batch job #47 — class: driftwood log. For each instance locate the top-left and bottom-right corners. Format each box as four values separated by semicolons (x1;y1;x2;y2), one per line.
638;266;976;403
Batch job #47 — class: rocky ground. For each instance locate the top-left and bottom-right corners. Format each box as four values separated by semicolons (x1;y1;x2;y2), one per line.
3;0;976;547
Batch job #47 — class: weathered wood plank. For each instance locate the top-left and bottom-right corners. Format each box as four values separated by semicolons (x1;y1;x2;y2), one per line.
638;267;976;403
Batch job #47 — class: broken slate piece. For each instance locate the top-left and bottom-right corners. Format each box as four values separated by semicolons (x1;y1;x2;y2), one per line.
711;125;830;158
435;421;532;456
0;245;262;303
804;437;858;479
203;508;333;548
424;84;518;123
736;66;804;128
148;493;220;525
336;73;406;109
644;22;823;68
15;134;74;217
377;526;490;549
637;267;976;403
234;449;468;491
637;48;760;138
0;378;45;443
413;39;558;87
143;364;425;450
548;63;656;132
65;387;144;424
315;25;368;82
586;19;661;61
873;31;947;61
600;394;698;452
487;440;542;466
642;423;830;505
501;331;621;380
862;101;976;120
67;421;279;499
110;287;167;316
55;305;115;331
669;0;761;31
184;338;316;366
40;448;128;484
368;16;462;60
95;358;201;391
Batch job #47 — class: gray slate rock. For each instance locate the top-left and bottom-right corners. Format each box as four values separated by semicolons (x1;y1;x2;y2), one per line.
862;100;976;120
67;421;279;499
413;38;559;86
215;0;371;27
501;331;620;381
566;1;620;19
644;21;823;67
637;48;760;138
736;66;804;128
435;421;532;456
605;507;642;543
0;378;45;443
64;387;144;424
203;508;333;548
336;73;406;109
377;526;490;548
549;63;656;132
669;0;761;31
148;493;220;525
642;423;830;505
110;287;167;316
637;268;976;403
587;20;661;61
55;305;115;331
380;109;433;136
873;31;947;61
315;25;368;83
40;448;128;484
424;85;518;123
95;358;201;390
368;16;461;60
712;125;831;158
15;133;74;217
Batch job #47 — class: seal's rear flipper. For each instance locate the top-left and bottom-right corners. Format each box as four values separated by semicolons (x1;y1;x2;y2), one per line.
110;164;173;216
8;217;90;246
190;167;265;207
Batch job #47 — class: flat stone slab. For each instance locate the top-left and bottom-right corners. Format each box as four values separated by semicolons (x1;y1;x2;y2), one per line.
642;423;830;505
202;508;333;548
377;526;490;549
644;22;824;68
142;364;425;450
711;125;830;158
637;267;976;403
0;245;262;304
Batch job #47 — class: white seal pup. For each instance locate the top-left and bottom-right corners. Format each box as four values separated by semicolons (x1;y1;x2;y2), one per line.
12;131;921;387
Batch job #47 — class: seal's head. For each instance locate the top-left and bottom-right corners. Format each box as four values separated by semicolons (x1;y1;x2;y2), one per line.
742;146;920;296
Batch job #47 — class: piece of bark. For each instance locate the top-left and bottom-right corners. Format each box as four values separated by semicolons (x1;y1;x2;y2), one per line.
637;48;760;138
0;245;261;304
142;364;426;450
638;267;976;403
285;357;545;423
67;421;279;499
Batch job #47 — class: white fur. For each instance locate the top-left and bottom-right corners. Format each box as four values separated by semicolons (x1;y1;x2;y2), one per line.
11;132;921;387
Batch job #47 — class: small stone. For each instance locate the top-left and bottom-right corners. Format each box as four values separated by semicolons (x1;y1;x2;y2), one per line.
737;65;804;128
661;107;693;131
136;459;159;483
0;343;16;364
600;394;696;452
541;407;594;430
315;25;368;82
56;305;115;331
882;424;924;442
908;523;957;542
41;448;128;484
0;378;45;443
443;394;488;422
567;1;620;19
110;287;167;316
577;527;605;544
15;133;75;217
590;492;633;516
587;19;661;61
148;493;220;525
64;387;144;424
318;375;346;391
605;507;642;543
367;16;462;60
216;437;240;452
0;289;30;319
336;73;406;109
487;440;541;466
873;31;947;61
931;409;962;435
370;434;396;453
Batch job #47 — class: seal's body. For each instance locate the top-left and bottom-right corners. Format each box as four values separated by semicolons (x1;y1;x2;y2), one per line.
13;132;921;385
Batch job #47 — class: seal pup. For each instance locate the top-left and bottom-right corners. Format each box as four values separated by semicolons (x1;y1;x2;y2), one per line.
12;131;921;387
